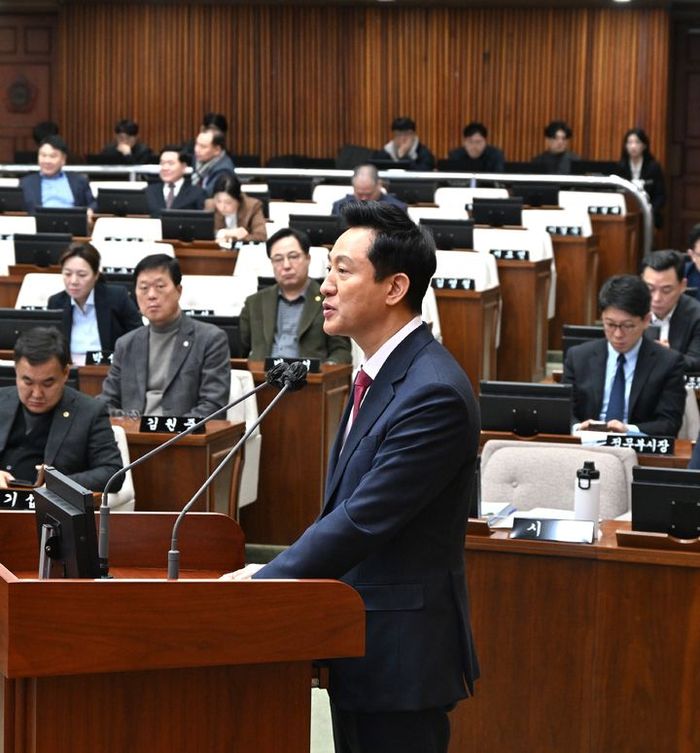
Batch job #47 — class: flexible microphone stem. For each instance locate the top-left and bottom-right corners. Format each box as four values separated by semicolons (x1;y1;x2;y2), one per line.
167;383;292;580
97;369;283;578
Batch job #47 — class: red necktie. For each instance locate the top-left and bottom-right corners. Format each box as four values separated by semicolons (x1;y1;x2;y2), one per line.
352;369;373;421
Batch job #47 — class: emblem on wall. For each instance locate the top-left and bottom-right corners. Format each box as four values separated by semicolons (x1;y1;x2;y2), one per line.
5;75;37;114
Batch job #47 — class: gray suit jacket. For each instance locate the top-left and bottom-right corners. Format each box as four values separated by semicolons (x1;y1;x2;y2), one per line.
98;314;230;418
239;279;352;363
0;386;123;492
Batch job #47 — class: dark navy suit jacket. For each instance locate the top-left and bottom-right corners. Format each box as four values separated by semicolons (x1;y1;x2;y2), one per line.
20;172;97;213
47;282;143;354
255;324;480;712
145;180;205;217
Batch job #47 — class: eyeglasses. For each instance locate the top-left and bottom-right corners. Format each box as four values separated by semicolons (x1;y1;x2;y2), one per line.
645;284;678;296
602;319;640;333
270;252;304;266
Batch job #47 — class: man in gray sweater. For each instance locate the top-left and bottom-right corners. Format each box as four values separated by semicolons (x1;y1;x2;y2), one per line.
98;254;230;418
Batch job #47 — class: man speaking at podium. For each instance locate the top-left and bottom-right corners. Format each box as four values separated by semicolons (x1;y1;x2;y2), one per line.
224;203;480;753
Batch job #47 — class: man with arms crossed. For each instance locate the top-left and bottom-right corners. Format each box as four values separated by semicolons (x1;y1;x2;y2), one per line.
224;203;480;753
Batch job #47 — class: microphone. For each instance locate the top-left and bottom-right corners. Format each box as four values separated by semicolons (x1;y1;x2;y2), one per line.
97;362;289;578
167;362;309;580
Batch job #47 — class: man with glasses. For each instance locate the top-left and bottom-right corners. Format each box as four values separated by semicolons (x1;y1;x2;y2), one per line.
640;249;700;372
563;274;685;435
239;228;352;363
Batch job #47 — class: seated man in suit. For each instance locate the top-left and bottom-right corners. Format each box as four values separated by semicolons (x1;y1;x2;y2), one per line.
239;228;352;364
99;118;156;164
446;121;505;172
225;203;480;753
0;327;123;491
563;274;685;436
531;120;580;175
373;116;436;172
98;254;230;418
331;164;406;216
640;249;700;372
145;146;205;217
20;135;97;214
191;129;236;197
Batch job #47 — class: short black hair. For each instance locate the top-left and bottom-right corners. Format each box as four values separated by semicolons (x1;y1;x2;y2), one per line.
14;326;69;369
463;122;488;139
202;112;228;133
115;118;139;136
212;174;242;201
39;135;68;154
640;249;685;282
341;201;436;314
391;116;416;133
544;120;572;139
133;254;182;286
598;274;650;319
266;227;310;258
159;145;188;164
688;223;700;250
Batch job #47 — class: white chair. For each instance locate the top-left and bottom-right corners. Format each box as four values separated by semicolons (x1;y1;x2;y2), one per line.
407;206;469;224
0;216;37;236
522;207;593;238
311;184;351;212
227;369;262;512
91;240;174;272
15;273;63;309
0;240;15;275
179;275;250;316
0;177;19;188
234;242;274;281
241;183;269;196
90;180;148;196
434;187;509;213
267;201;330;228
108;424;135;511
434;249;499;291
679;385;700;440
92;217;163;242
480;439;637;519
557;190;626;216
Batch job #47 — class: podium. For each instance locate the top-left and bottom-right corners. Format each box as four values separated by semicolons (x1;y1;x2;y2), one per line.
0;511;364;752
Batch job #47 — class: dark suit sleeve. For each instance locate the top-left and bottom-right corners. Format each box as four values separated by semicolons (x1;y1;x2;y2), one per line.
635;351;686;436
256;380;474;579
239;296;253;358
189;327;230;417
562;347;589;422
71;174;97;211
68;400;124;492
409;143;436;172
97;338;125;410
114;288;144;340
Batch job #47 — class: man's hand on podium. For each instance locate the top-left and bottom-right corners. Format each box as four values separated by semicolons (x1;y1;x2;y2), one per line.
220;563;265;581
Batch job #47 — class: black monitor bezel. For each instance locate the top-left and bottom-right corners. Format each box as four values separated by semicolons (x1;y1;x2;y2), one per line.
472;197;523;227
97;188;150;216
35;207;88;237
419;218;474;250
288;213;342;246
160;209;215;241
631;466;700;539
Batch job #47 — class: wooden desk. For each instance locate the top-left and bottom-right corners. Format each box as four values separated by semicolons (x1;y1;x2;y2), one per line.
479;429;693;468
239;362;351;545
549;235;599;349
451;520;700;753
494;258;551;382
166;240;238;275
434;286;500;391
0;511;364;753
591;213;639;288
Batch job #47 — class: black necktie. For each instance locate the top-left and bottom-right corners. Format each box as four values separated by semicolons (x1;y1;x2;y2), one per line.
605;352;626;422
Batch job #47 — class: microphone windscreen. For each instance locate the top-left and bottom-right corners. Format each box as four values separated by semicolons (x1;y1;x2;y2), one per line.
266;363;289;389
285;361;308;392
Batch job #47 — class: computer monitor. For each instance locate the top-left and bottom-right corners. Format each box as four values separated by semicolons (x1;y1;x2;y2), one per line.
13;232;72;267
570;160;620;176
186;313;243;358
0;363;78;389
631;466;700;539
160;209;215;241
0;187;26;212
85;152;133;165
472;197;523;227
34;467;100;579
288;214;342;246
419;218;474;250
97;188;150;216
385;179;438;205
514;183;560;208
369;158;412;172
267;178;315;201
35;207;88;237
479;381;574;436
503;161;546;175
0;308;66;349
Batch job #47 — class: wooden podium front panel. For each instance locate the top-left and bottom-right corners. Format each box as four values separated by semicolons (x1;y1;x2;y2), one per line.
591;213;638;289
450;523;700;753
170;243;237;275
434;287;500;393
239;364;351;545
548;235;599;350
0;275;22;308
495;258;551;382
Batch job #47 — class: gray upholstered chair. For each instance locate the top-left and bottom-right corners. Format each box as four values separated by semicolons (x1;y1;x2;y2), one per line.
480;440;638;519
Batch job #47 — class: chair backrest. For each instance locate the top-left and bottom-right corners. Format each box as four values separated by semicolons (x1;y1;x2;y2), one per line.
0;240;15;276
0;177;20;188
108;424;135;511
92;217;163;242
557;190;626;216
89;180;148;196
0;216;37;236
679;385;700;440
15;273;63;309
267;200;329;228
434;249;499;291
227;369;262;511
179;274;250;316
407;206;470;223
434;186;509;211
521;207;593;238
91;240;174;272
311;184;352;212
480;439;637;518
472;227;553;261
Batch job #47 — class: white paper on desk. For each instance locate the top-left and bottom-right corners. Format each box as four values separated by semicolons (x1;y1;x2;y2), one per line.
483;506;575;529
